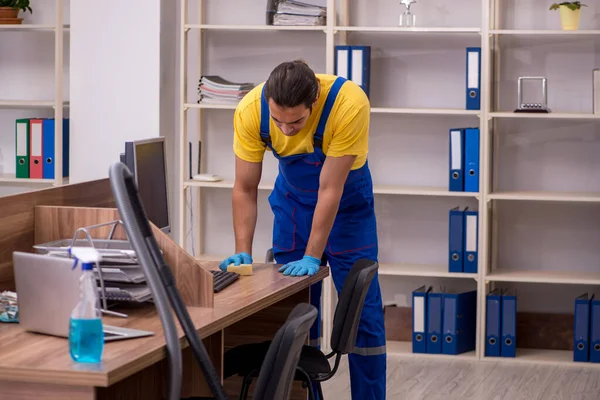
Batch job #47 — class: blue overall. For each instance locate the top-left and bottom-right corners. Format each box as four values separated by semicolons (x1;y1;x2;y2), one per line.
260;77;386;399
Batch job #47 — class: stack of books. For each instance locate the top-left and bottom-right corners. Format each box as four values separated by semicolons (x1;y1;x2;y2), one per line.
197;76;255;105
267;0;326;26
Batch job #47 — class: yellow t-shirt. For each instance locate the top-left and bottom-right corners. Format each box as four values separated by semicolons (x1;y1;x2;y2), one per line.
233;74;370;170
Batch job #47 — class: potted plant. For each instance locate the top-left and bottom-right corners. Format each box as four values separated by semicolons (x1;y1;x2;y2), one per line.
0;0;32;25
549;1;587;30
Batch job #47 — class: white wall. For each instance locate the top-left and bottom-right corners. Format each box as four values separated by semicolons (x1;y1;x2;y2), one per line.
70;0;163;183
180;0;600;315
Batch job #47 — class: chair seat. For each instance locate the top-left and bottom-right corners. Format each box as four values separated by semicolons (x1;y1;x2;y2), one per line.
224;340;332;380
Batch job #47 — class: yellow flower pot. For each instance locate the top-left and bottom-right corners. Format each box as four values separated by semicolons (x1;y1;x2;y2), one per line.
559;5;581;30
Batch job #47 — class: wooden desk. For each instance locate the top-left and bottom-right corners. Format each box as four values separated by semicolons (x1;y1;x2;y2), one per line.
0;264;328;400
0;179;329;400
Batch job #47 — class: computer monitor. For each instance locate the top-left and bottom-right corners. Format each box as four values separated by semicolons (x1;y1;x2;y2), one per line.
132;137;170;233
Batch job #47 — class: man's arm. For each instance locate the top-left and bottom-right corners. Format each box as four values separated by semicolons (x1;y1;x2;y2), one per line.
232;156;262;255
305;154;356;259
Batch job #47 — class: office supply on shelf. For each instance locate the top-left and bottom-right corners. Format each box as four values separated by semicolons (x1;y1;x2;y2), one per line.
267;0;327;26
412;285;430;354
334;45;371;97
501;288;517;357
29;119;44;179
594;69;600;115
464;209;478;274
449;206;465;273
399;0;416;27
197;75;254;104
590;296;600;363
189;142;192;179
192;173;223;182
485;288;503;357
42;118;70;179
132;137;171;233
574;292;593;362
12;251;154;342
466;47;481;110
442;289;477;355
211;270;240;292
427;288;444;354
464;127;479;193
198;140;202;174
514;76;550;113
449;128;464;192
15;118;29;178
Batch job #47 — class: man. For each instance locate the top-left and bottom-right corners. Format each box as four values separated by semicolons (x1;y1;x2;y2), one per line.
219;60;386;399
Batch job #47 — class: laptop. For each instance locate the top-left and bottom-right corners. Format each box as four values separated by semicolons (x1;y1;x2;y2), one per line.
13;251;154;342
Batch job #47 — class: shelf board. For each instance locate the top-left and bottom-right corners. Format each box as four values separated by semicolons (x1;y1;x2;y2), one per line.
490;112;600;120
336;26;480;34
185;102;237;110
185;180;479;198
185;24;325;31
0;100;69;109
379;263;477;279
0;24;70;31
482;348;600;368
387;341;476;359
486;268;600;285
372;107;479;116
490;29;600;36
0;174;58;185
488;191;600;203
186;103;480;116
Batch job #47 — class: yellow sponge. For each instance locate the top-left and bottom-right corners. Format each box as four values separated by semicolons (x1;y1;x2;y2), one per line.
227;263;253;276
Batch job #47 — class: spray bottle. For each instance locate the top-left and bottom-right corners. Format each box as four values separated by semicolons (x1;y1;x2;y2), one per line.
68;247;104;363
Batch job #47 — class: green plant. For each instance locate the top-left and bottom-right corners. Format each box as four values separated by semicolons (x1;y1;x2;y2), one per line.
0;0;32;13
549;1;587;11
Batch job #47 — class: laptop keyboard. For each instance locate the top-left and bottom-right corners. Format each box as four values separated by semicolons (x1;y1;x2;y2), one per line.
210;270;240;293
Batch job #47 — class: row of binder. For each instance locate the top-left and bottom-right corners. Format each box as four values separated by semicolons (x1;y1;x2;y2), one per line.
449;127;480;193
485;288;517;358
334;45;371;97
412;286;477;355
448;207;478;273
15;118;69;179
573;293;600;363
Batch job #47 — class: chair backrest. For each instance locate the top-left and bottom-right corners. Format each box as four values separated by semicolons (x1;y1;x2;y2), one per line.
252;302;318;400
330;259;379;354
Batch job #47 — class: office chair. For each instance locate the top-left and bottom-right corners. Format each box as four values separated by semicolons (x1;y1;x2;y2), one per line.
109;161;317;400
223;258;379;400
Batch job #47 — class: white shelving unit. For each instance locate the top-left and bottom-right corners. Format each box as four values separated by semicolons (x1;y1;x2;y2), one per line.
0;0;69;188
179;0;600;367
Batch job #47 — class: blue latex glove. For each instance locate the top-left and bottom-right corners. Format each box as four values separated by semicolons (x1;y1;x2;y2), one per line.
219;252;252;271
278;255;320;277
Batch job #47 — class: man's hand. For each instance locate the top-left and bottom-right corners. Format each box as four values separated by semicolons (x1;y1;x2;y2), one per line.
232;156;262;255
305;154;356;259
279;255;321;276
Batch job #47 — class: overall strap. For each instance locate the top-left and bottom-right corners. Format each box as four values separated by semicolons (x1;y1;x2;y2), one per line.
314;76;347;149
259;85;271;146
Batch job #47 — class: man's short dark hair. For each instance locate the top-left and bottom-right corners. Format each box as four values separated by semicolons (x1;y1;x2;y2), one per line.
264;60;319;110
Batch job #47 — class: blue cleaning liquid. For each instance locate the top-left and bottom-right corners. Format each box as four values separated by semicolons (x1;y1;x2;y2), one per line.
69;318;104;363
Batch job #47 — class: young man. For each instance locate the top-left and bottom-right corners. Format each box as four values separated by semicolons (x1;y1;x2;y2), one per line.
219;60;386;399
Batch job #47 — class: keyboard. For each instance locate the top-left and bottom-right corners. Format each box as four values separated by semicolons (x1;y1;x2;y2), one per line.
211;270;240;292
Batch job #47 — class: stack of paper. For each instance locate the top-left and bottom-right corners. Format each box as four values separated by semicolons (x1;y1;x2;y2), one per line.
198;76;255;105
270;0;326;26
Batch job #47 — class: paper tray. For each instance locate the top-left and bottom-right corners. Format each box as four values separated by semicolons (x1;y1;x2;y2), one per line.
33;238;134;257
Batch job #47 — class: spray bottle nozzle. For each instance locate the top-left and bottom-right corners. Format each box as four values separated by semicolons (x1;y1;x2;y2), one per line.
68;247;103;271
